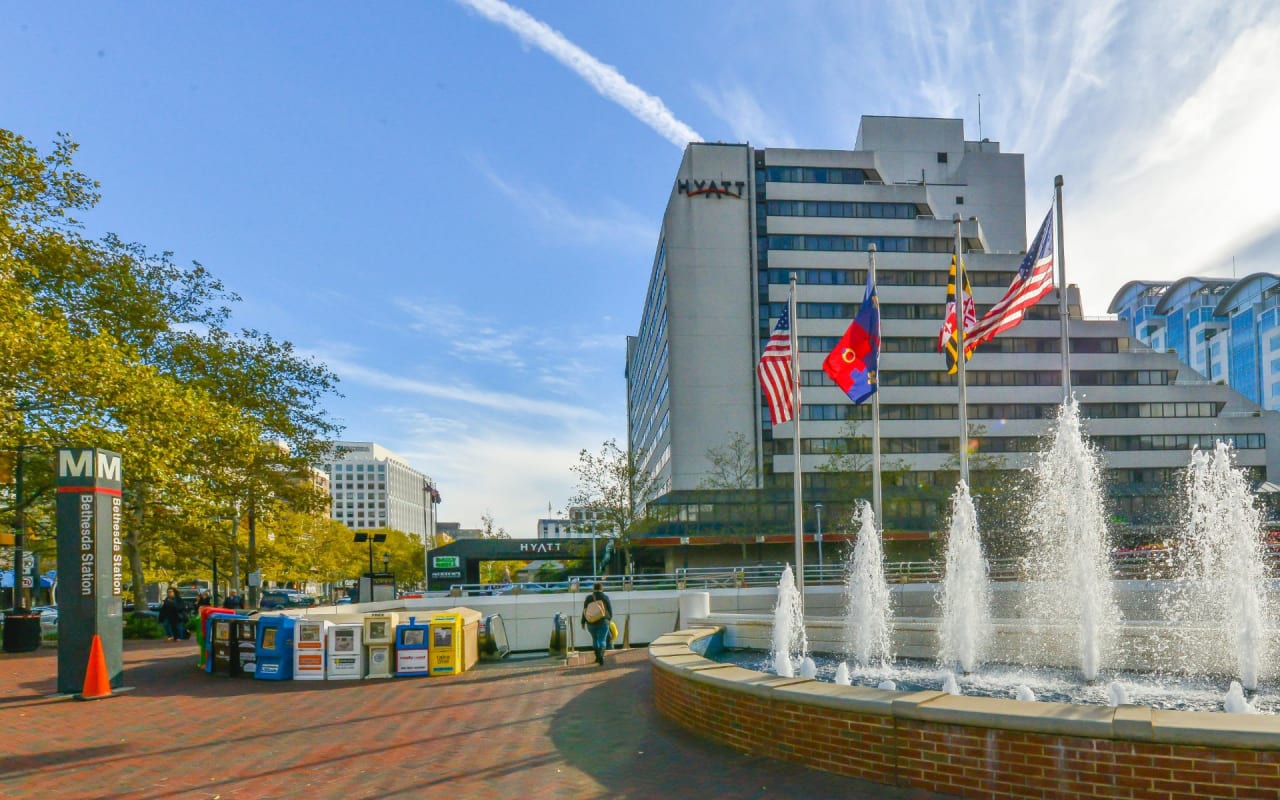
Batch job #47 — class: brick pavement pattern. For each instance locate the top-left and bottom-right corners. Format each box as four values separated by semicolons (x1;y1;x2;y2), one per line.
1;640;959;799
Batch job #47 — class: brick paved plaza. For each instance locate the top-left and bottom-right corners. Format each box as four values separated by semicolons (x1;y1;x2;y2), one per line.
0;640;958;800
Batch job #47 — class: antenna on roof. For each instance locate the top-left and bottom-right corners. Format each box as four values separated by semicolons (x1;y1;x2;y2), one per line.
1233;256;1237;278
978;93;983;140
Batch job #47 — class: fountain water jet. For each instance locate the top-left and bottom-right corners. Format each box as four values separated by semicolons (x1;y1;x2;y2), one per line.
843;501;892;667
770;564;807;677
938;480;991;674
1020;398;1118;681
1170;442;1271;690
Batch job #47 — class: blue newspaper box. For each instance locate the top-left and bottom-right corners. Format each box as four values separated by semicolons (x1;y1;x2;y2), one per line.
255;616;296;681
395;616;431;677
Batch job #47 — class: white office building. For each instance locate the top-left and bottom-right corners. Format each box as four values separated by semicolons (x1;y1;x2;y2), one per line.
627;116;1280;560
318;441;433;537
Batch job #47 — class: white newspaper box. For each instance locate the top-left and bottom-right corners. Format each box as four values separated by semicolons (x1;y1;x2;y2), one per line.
364;613;398;679
293;619;332;681
326;623;364;680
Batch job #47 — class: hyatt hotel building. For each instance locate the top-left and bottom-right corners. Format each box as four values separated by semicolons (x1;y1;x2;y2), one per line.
625;116;1280;565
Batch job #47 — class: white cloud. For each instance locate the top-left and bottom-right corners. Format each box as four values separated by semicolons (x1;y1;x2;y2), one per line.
386;408;623;533
692;82;796;148
456;0;702;148
468;154;656;249
1069;15;1280;311
393;299;625;395
324;355;607;426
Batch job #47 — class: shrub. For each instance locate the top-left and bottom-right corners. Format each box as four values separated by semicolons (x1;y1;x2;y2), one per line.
123;613;166;640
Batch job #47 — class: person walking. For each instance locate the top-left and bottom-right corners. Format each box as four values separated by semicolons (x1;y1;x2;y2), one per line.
159;587;188;642
579;581;613;666
225;590;244;609
196;590;212;609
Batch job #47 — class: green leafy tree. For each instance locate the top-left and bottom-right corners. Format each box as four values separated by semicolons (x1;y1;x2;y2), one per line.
568;438;662;574
0;129;342;604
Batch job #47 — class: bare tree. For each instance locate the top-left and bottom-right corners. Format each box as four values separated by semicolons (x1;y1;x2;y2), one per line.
568;438;661;574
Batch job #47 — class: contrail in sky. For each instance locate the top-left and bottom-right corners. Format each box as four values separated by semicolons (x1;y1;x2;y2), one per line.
457;0;702;148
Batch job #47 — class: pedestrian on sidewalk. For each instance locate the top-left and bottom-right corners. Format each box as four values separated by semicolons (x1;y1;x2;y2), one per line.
159;587;187;642
580;581;613;665
225;590;244;609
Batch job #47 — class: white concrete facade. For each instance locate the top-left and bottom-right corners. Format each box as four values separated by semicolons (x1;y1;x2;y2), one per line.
629;115;1280;539
319;441;433;538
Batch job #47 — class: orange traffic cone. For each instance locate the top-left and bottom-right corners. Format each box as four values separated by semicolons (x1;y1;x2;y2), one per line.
80;634;112;700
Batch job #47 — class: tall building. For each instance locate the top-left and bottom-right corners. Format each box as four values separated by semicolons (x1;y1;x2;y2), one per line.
318;442;434;537
1111;274;1280;409
627;116;1280;562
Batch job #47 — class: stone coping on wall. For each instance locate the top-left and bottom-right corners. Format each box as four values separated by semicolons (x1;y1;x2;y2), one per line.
649;627;1280;751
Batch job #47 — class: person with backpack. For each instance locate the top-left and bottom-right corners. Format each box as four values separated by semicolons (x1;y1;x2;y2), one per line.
580;581;613;666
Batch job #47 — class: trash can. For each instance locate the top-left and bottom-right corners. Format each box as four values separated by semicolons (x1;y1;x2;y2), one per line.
548;612;567;657
2;609;42;653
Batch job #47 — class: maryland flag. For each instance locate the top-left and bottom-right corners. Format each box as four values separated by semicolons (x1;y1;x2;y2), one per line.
938;255;977;375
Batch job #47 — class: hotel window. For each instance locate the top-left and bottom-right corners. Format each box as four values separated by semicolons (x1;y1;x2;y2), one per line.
937;152;948;163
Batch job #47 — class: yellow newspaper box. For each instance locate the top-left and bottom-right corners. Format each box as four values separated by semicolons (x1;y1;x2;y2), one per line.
428;613;462;675
444;606;482;672
428;607;482;675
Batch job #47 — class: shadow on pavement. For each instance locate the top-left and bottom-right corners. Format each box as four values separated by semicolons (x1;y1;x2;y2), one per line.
548;653;961;800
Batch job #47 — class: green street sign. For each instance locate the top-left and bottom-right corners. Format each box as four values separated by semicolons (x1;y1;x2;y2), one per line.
432;556;460;569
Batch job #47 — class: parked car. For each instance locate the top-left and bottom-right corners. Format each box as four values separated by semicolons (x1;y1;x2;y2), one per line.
259;590;313;610
32;605;58;634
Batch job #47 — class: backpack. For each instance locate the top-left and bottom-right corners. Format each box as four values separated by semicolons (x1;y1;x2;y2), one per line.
584;598;607;623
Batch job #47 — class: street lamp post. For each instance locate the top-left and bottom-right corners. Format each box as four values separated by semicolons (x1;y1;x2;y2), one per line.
815;503;824;571
422;481;439;589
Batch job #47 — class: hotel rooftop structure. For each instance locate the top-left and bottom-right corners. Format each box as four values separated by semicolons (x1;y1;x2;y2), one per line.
626;116;1280;565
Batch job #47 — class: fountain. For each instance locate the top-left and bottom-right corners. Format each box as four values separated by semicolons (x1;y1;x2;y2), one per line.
1019;397;1118;681
842;500;892;668
1167;440;1271;690
653;398;1280;795
937;480;991;675
769;564;806;678
752;400;1275;703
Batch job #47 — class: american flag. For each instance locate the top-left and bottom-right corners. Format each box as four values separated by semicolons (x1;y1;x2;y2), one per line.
757;306;795;424
967;208;1055;347
938;255;977;375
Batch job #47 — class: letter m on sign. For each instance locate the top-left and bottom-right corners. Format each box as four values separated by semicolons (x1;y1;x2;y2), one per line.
96;452;121;482
59;450;93;479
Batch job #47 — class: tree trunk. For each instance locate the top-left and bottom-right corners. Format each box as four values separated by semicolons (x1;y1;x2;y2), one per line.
127;485;147;606
126;529;146;608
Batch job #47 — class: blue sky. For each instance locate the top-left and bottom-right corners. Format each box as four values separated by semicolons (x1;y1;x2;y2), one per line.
5;1;1278;534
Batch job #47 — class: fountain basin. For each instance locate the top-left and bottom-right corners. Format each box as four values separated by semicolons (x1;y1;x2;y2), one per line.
652;626;1280;797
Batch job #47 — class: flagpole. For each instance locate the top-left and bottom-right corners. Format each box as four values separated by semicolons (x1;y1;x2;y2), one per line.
1055;175;1071;401
953;215;970;485
868;245;883;528
789;273;804;609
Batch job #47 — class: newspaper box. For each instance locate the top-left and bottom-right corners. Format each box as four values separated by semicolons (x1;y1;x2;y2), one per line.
363;613;398;679
326;623;363;680
255;616;296;681
442;606;482;672
395;617;430;677
293;618;331;681
235;617;258;676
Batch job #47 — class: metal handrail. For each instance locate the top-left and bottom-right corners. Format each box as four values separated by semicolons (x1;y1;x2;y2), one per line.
444;548;1280;596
